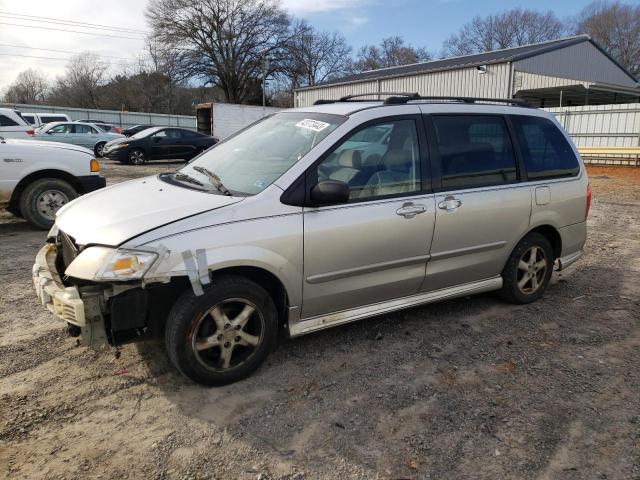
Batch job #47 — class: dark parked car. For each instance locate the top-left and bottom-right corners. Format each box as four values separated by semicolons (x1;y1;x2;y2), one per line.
122;124;154;137
102;127;217;164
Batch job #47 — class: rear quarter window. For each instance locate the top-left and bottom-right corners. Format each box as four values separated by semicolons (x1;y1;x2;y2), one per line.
511;115;580;180
0;114;19;127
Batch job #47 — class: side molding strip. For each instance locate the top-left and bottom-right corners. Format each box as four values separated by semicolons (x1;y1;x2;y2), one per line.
430;241;507;261
306;255;430;284
289;276;503;337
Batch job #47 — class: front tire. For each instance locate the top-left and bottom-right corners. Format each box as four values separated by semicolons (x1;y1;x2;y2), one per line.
498;232;554;304
128;148;146;165
19;178;78;229
165;275;278;386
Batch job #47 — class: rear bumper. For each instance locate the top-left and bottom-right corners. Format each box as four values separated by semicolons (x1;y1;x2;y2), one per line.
77;175;106;193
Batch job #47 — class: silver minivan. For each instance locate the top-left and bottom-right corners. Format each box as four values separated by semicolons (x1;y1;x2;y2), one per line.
32;95;590;385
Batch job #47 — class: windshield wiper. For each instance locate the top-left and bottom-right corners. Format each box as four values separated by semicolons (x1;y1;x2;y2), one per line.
173;172;204;187
192;166;232;196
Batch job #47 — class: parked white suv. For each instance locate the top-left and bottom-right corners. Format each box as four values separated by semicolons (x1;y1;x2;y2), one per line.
32;95;590;386
1;137;105;228
0;108;34;139
21;112;72;127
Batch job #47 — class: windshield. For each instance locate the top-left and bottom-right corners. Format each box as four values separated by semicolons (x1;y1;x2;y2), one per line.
133;127;161;139
177;112;345;195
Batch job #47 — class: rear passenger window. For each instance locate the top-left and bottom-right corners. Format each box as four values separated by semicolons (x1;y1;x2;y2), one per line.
432;115;517;189
511;116;579;180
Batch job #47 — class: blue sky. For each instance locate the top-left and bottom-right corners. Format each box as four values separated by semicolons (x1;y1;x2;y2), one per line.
0;0;600;87
287;0;597;54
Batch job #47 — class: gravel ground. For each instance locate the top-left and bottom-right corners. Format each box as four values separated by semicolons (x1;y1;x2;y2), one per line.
1;160;639;480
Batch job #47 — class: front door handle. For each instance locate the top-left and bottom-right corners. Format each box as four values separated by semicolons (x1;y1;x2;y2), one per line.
438;196;462;212
396;202;426;219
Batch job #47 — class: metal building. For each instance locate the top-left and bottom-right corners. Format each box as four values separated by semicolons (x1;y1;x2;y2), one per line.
295;35;640;108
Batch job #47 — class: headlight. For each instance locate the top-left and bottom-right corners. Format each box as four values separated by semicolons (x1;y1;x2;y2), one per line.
65;246;158;281
117;143;129;149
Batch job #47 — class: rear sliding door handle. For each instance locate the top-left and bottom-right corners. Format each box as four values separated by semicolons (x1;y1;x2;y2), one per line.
438;196;462;212
396;203;426;219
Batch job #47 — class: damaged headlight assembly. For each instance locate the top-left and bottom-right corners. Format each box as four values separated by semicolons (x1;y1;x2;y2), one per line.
65;246;158;281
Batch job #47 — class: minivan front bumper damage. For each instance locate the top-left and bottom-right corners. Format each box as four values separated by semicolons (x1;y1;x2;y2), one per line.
32;243;110;349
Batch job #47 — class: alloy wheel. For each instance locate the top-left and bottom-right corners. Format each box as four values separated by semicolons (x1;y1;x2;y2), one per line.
516;246;547;294
129;150;145;165
191;299;264;371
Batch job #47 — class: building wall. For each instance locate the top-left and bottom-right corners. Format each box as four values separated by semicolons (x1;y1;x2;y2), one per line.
514;42;637;89
546;103;640;147
0;102;196;130
295;63;511;107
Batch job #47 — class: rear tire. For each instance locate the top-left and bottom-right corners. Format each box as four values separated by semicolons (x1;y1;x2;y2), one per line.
165;275;278;386
94;142;106;157
498;232;554;304
19;178;78;229
128;148;146;165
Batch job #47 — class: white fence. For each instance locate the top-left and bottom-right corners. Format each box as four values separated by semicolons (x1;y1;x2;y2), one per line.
0;103;196;130
545;103;640;148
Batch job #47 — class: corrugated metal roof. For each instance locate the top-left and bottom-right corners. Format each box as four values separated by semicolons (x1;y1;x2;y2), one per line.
297;35;636;91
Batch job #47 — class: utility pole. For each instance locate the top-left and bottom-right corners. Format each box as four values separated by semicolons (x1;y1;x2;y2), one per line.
262;56;270;107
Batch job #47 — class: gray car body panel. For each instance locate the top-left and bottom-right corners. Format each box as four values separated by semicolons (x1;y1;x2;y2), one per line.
51;100;588;338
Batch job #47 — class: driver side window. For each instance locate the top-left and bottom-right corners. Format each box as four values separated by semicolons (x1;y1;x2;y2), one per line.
315;119;421;200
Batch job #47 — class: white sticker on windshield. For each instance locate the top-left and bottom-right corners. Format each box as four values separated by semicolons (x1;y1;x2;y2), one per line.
295;119;330;132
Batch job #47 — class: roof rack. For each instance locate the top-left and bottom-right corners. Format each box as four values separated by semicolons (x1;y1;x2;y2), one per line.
313;92;418;105
313;93;532;108
384;95;532;107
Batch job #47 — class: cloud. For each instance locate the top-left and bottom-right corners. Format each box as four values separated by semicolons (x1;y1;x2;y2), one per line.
349;16;369;26
281;0;372;15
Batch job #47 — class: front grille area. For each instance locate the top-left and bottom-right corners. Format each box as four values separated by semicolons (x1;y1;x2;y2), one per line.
59;231;79;270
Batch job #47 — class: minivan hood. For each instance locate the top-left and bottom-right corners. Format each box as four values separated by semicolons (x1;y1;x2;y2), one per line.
56;175;241;246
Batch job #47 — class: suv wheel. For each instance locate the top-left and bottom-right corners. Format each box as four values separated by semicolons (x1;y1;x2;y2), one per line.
499;232;554;304
94;142;106;157
19;178;78;229
165;275;278;385
128;148;146;165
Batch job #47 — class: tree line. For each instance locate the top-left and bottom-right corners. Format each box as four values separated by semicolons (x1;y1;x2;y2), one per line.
2;0;639;113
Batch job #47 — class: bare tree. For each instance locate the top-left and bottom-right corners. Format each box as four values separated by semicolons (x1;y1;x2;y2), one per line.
146;0;291;104
442;9;566;57
3;69;49;104
282;20;352;88
48;53;109;108
353;37;431;72
575;1;640;76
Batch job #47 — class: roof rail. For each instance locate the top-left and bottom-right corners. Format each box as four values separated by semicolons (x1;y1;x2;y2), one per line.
313;92;418;105
383;95;532;107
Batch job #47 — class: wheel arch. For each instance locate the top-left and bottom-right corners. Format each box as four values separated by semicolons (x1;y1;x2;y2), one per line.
8;169;82;216
210;265;289;328
528;224;562;260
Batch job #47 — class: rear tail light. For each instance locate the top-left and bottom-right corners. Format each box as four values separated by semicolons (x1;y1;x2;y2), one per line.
114;127;122;134
26;130;34;136
585;182;592;220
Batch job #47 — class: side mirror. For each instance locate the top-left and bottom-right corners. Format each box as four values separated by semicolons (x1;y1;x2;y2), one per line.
153;137;162;143
46;131;52;135
310;180;349;206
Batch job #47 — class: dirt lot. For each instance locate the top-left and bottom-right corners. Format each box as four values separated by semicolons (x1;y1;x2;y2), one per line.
1;161;639;480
